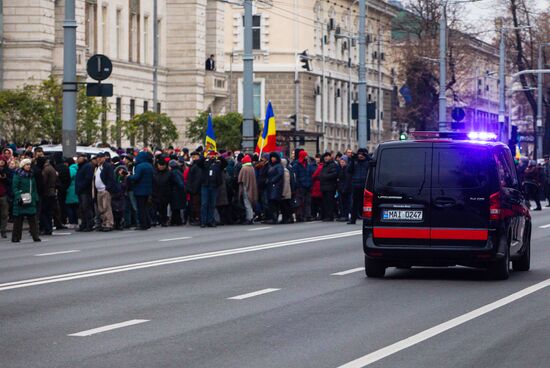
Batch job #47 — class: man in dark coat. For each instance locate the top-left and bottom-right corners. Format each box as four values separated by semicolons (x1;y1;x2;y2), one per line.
197;151;227;227
153;157;172;227
75;154;95;231
348;148;370;224
39;157;58;235
265;152;284;224
336;155;352;221
168;160;185;225
128;151;154;230
319;152;339;221
186;151;202;225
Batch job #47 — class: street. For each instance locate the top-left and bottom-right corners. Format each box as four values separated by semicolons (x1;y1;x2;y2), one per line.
1;210;549;368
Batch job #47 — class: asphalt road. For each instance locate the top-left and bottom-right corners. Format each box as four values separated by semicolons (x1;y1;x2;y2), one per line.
1;210;549;368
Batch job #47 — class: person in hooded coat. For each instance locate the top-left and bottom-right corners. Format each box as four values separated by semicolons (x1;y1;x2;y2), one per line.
336;155;352;221
291;150;316;222
11;159;41;243
319;152;338;221
238;154;258;224
265;152;284;224
65;158;79;228
128;151;154;230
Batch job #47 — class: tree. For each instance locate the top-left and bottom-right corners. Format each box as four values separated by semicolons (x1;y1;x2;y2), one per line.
77;86;105;145
186;111;244;151
35;75;63;143
0;87;45;145
125;111;179;148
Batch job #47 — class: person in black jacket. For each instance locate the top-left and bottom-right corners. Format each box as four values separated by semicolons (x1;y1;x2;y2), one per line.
153;157;172;227
319;152;339;221
75;154;95;231
347;148;369;224
186;151;202;225
168;160;186;225
93;153;118;231
336;155;352;221
265;152;284;224
198;151;227;227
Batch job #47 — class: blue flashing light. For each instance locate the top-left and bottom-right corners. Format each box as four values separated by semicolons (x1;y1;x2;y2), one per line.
467;132;497;141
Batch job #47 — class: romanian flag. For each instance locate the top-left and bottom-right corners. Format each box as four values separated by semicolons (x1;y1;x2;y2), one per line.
205;113;217;153
255;101;277;154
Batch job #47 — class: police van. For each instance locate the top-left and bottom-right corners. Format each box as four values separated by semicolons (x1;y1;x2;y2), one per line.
362;132;531;280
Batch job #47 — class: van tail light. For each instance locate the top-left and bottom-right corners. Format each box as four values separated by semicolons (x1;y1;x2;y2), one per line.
363;189;373;219
489;192;501;221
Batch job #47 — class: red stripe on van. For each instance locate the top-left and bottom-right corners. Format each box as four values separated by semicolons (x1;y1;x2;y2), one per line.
373;228;430;239
430;229;488;240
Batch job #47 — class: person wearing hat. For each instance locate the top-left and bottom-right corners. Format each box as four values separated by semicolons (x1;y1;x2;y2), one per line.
347;148;370;224
0;155;10;238
291;150;316;222
319;152;339;221
153;156;172;227
238;155;258;224
543;155;550;207
264;152;284;224
128;151;154;230
168;159;186;225
64;157;79;229
11;159;41;243
93;152;117;231
336;155;352;221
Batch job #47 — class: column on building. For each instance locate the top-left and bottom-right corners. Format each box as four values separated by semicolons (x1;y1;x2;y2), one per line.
165;0;207;145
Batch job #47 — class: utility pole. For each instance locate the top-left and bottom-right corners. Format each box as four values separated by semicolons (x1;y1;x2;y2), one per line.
321;33;326;153
498;26;506;143
376;26;382;144
358;0;367;148
0;0;4;90
242;0;254;152
153;0;158;112
438;5;447;131
62;0;77;157
348;38;353;148
537;43;550;159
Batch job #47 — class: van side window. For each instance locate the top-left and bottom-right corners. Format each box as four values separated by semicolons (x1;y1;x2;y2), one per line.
495;150;518;188
377;148;428;188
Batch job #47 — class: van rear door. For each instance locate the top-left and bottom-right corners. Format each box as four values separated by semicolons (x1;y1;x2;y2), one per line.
373;144;432;246
430;144;491;247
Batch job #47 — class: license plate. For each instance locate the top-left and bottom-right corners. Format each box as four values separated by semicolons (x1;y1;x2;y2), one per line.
382;210;423;221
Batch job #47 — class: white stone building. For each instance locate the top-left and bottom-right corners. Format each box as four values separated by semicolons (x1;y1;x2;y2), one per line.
0;0;228;147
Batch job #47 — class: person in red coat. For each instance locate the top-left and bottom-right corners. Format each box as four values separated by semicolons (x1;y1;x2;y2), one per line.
311;160;323;220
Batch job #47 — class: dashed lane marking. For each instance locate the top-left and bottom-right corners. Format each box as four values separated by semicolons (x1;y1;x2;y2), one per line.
228;288;280;300
68;319;149;337
331;267;365;276
35;250;81;257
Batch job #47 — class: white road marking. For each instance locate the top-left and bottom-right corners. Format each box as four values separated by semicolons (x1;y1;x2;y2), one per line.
68;319;149;337
539;224;550;229
0;230;361;292
331;267;365;276
52;232;72;236
35;250;81;257
158;236;192;242
336;278;550;368
247;227;272;231
228;288;280;300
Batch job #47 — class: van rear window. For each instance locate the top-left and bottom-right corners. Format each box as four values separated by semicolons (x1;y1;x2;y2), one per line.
378;148;428;187
436;148;489;188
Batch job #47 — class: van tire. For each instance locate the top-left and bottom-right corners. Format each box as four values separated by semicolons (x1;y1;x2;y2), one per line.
512;227;531;272
488;242;510;280
365;256;386;278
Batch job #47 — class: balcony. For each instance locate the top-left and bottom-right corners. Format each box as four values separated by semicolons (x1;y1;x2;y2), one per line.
205;71;228;99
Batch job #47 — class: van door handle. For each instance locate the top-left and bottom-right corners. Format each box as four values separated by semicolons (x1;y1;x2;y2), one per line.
434;197;456;208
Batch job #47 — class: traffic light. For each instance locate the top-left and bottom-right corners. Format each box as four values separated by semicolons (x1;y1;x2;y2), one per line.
288;114;297;130
399;131;408;140
299;50;312;71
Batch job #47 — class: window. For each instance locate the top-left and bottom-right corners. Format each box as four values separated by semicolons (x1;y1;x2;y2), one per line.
496;150;519;188
143;16;149;64
130;99;136;118
436;148;490;189
116;98;122;121
116;9;122;59
242;15;262;50
253;82;262;117
85;1;97;54
378;148;428;188
156;102;161;114
143;100;148;113
102;6;109;54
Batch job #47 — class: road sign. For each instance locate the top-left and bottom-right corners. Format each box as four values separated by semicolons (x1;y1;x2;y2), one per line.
86;83;113;97
451;107;465;122
87;54;113;81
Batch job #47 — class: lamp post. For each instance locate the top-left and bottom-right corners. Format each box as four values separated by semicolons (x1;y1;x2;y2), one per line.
537;43;550;158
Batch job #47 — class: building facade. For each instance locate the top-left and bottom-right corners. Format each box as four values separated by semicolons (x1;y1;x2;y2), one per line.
0;0;227;147
223;0;399;154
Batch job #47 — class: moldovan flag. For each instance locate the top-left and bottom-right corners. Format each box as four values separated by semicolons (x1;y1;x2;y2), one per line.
255;101;277;154
205;113;217;153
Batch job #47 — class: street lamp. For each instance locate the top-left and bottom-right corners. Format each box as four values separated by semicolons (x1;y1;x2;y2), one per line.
537;42;550;158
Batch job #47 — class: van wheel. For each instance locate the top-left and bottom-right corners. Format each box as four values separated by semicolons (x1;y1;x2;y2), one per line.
488;242;510;280
512;227;531;272
365;256;386;278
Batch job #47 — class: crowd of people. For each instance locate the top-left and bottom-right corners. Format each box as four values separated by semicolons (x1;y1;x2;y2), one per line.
0;144;372;243
2;143;550;244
